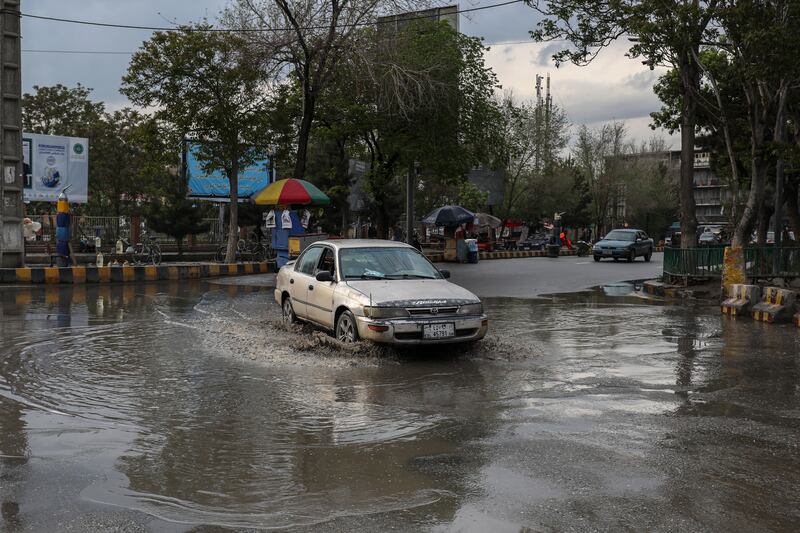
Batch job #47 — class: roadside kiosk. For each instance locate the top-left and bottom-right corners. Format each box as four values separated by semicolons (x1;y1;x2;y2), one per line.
251;178;331;268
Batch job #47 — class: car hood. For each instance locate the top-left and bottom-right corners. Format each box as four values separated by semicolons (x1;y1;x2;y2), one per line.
345;279;480;306
597;239;635;247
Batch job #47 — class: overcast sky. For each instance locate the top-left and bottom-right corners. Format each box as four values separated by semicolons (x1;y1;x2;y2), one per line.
20;0;676;148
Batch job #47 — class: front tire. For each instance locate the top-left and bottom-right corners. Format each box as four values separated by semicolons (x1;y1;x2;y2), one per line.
628;249;635;263
282;296;297;324
336;310;358;343
644;249;652;262
593;256;600;262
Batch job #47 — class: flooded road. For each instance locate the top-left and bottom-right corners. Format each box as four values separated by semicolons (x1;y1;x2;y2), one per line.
1;281;799;532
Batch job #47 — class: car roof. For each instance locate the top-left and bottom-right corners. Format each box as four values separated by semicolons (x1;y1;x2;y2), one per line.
607;229;640;233
310;239;415;250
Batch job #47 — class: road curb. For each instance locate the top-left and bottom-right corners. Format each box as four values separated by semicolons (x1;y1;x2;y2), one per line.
0;262;274;285
641;280;694;299
427;250;581;262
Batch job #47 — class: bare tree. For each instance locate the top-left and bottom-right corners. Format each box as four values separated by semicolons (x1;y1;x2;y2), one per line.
223;0;429;180
572;122;630;236
498;91;570;220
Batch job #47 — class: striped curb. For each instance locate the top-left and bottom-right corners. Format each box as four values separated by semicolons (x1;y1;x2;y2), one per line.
721;284;761;318
0;262;274;285
642;280;682;298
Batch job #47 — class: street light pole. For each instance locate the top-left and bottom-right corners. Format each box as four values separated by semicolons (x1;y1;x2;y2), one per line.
405;161;414;244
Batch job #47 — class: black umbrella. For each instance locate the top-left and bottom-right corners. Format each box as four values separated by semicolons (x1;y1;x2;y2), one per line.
422;205;476;227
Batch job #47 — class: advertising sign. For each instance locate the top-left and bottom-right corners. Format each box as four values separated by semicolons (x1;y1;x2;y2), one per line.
22;133;89;203
184;141;273;200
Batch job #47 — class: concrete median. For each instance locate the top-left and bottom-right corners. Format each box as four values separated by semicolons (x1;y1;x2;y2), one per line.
721;284;761;318
751;287;796;323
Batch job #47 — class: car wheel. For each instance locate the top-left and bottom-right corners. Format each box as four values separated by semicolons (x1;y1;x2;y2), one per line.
336;310;359;343
645;249;652;262
282;296;297;324
628;250;635;262
593;256;600;262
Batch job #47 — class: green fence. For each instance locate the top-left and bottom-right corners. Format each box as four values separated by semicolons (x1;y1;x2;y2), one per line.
664;245;800;278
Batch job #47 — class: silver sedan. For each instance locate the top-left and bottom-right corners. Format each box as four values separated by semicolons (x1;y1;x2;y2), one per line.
274;239;488;345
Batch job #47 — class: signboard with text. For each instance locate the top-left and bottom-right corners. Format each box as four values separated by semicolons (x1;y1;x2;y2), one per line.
22;133;89;203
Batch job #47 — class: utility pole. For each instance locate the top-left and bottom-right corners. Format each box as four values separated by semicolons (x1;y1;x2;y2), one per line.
0;0;25;267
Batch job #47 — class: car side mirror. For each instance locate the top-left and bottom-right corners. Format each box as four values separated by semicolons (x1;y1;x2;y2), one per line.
636;238;642;242
439;269;451;279
315;271;334;282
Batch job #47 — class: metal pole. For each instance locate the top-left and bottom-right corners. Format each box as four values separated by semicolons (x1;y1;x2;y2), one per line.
0;0;25;267
405;162;414;244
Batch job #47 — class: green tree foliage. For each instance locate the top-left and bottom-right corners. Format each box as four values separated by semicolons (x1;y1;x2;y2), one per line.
121;26;271;263
456;181;490;213
323;20;501;235
21;83;104;136
649;1;800;245
495;92;570;220
528;0;719;248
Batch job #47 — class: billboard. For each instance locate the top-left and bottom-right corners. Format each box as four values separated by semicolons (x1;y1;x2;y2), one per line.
23;133;89;203
184;141;273;200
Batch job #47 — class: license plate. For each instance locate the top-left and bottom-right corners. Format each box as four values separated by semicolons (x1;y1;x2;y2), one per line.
603;249;612;255
423;323;455;339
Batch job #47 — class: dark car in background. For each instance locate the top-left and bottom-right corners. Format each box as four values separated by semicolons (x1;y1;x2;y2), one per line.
593;229;654;262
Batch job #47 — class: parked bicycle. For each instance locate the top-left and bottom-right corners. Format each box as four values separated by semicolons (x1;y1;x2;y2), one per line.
115;231;162;265
136;231;162;265
215;233;275;263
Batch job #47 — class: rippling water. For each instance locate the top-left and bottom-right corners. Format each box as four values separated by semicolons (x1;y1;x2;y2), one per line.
1;281;798;531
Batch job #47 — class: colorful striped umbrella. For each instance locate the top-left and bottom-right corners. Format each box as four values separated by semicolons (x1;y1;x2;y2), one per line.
251;178;330;206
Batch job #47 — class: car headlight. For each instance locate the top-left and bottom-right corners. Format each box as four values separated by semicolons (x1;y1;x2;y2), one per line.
458;303;484;315
363;306;409;319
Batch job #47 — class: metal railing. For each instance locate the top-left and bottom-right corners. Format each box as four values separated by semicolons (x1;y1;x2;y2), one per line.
664;245;800;279
25;216;223;248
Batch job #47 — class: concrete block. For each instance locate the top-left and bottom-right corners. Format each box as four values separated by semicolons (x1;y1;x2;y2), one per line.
751;287;796;323
721;284;761;318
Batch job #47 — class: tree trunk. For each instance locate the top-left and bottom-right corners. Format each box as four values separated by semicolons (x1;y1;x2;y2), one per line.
733;144;767;247
225;159;239;263
785;178;800;240
293;91;315;180
678;55;698;249
756;200;771;246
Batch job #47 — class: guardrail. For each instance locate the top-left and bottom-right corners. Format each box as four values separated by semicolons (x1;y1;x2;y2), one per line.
664;245;800;279
25;216;222;247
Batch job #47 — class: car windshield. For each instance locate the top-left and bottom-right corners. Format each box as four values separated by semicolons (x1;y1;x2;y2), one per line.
340;247;442;280
604;230;636;242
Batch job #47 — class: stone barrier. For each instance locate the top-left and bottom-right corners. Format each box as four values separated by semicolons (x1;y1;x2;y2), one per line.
721;284;761;318
751;287;796;323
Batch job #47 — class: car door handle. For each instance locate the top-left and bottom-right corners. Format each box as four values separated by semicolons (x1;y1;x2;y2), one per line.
289;279;294;284
308;285;314;290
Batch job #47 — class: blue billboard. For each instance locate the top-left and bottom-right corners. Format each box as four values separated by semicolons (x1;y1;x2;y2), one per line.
184;141;274;200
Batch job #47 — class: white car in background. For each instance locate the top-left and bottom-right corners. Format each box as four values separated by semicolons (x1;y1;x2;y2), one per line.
274;240;489;345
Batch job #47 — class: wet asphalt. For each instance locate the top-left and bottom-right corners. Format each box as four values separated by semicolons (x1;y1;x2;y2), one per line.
0;254;799;532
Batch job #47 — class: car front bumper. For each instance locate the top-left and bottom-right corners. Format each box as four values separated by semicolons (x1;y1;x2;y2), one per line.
355;315;489;345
